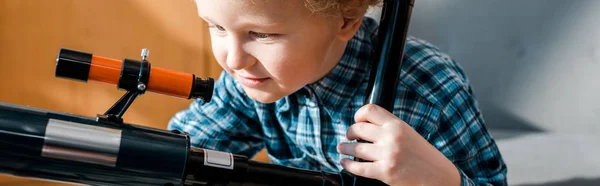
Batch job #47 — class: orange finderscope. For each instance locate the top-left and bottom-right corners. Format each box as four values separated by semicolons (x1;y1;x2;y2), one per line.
56;48;213;100
55;48;214;123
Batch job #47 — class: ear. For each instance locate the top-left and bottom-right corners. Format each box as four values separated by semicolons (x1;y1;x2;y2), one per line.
336;16;364;41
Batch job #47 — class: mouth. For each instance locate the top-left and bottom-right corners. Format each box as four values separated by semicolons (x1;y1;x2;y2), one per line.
238;75;270;88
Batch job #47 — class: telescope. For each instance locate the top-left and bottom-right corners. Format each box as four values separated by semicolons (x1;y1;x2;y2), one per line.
0;0;414;185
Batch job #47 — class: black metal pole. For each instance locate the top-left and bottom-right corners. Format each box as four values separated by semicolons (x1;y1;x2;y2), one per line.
365;0;415;110
351;0;415;185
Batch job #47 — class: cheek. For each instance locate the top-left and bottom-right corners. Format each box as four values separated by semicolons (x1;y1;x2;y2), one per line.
256;45;303;76
276;42;327;72
260;45;323;86
210;39;230;70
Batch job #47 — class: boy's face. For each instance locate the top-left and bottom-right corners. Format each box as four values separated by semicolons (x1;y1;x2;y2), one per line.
195;0;353;103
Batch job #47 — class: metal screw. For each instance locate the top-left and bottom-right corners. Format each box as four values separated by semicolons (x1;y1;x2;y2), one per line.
141;48;149;60
137;83;146;91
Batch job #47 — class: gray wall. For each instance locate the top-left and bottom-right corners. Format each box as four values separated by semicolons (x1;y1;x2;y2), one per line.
370;0;600;134
367;2;600;185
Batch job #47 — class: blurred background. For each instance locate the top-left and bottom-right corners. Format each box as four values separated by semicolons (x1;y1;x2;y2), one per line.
0;0;268;185
1;0;599;185
376;0;600;185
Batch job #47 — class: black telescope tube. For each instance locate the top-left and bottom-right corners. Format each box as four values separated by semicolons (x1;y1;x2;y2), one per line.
0;102;189;186
0;102;350;186
183;149;344;186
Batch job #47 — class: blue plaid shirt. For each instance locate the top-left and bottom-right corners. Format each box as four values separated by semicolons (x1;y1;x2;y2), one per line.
169;17;507;185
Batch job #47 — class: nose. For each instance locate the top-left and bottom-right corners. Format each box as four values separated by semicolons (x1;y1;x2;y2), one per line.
226;39;255;70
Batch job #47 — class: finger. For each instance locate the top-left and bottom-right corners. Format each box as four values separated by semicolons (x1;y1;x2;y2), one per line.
346;122;382;142
340;158;379;179
354;104;397;126
337;142;381;161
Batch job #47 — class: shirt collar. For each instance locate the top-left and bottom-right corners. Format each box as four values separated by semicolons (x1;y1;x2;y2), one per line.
306;17;379;112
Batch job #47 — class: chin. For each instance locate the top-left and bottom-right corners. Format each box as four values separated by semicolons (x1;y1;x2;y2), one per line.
243;88;285;104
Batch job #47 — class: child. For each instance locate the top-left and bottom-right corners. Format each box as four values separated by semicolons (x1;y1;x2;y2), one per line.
169;0;507;185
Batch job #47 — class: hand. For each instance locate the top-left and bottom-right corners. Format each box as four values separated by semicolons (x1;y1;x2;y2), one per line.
337;104;461;186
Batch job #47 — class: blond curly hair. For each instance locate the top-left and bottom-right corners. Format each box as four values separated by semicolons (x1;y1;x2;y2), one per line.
304;0;382;19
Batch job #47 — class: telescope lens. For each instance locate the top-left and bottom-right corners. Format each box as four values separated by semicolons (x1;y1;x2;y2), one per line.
55;48;92;82
190;77;214;102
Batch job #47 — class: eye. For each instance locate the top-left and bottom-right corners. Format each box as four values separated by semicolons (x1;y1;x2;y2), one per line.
208;24;227;34
215;25;226;32
249;31;277;41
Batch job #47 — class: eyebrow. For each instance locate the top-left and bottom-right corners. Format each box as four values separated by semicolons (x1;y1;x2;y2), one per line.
199;16;216;24
200;16;289;34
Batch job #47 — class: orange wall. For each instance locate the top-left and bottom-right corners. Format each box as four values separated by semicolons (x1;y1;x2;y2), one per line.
0;0;266;185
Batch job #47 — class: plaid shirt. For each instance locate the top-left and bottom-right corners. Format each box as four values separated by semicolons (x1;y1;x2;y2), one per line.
168;17;507;185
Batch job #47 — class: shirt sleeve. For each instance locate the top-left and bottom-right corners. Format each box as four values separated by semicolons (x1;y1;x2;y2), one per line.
432;86;508;186
168;71;264;158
